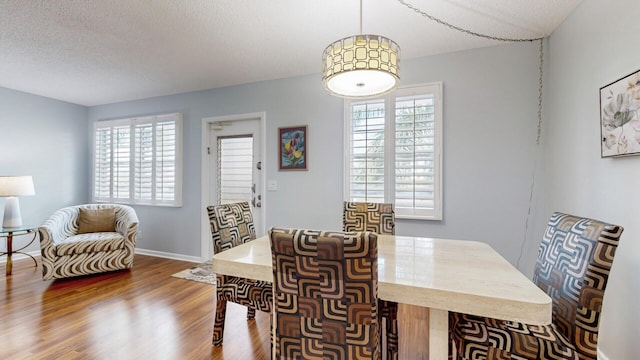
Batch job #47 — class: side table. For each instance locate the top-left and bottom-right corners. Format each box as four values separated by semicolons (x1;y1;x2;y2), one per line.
0;225;38;275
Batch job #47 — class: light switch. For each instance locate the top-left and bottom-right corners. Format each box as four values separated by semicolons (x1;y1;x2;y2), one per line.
267;180;278;191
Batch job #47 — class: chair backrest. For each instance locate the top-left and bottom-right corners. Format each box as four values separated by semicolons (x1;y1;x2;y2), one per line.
269;228;380;360
207;202;255;254
533;212;623;359
343;201;395;235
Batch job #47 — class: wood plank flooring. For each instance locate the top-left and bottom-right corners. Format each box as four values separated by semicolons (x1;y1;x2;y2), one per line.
0;255;430;359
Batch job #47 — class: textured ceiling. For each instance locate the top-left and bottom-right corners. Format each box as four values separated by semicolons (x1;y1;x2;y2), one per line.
0;0;582;106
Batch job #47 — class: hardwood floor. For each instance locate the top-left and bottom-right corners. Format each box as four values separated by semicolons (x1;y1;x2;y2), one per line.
1;255;430;359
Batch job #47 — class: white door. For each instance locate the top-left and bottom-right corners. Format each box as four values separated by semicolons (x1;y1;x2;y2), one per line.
208;118;263;241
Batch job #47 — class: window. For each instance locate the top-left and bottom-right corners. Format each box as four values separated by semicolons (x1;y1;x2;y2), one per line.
217;135;253;204
344;83;442;220
93;113;183;206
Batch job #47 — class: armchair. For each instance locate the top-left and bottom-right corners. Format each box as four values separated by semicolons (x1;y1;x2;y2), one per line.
38;203;139;280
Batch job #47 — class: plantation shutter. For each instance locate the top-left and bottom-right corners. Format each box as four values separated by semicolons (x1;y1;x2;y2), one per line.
217;136;253;204
93;113;182;206
94;127;112;199
395;94;436;215
112;125;131;200
134;121;153;201
154;116;177;202
348;100;386;203
345;83;442;220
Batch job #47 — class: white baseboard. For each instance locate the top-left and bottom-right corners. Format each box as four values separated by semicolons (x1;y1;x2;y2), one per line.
134;248;203;263
1;249;202;264
597;348;608;360
0;250;40;264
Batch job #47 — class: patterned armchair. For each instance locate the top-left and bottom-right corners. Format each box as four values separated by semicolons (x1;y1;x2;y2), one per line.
38;204;139;280
450;212;624;360
270;228;380;359
207;201;272;346
343;201;398;360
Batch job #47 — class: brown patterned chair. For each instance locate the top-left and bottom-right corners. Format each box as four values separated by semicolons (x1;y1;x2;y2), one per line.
343;201;398;360
270;228;381;359
207;201;272;346
449;212;624;360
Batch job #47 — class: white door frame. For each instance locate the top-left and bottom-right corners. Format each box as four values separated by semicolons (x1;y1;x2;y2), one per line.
200;112;267;261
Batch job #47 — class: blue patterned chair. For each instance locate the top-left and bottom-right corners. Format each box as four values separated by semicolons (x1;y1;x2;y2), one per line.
449;212;624;360
207;201;272;346
38;204;139;280
343;201;398;360
270;227;381;359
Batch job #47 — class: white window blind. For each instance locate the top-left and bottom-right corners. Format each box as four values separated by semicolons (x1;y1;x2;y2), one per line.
94;127;112;199
93;113;183;207
349;100;385;203
345;83;442;220
217;136;253;204
395;94;437;215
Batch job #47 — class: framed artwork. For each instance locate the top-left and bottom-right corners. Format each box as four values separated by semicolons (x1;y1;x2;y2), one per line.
279;126;307;171
600;68;640;157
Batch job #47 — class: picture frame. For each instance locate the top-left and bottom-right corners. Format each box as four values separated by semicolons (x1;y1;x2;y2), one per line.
279;126;307;171
600;68;640;157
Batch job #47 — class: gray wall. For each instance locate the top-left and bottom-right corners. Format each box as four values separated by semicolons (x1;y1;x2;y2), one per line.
0;87;88;252
530;0;640;358
398;42;540;265
89;40;541;268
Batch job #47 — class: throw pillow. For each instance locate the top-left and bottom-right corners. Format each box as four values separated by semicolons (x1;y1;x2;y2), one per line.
77;208;116;234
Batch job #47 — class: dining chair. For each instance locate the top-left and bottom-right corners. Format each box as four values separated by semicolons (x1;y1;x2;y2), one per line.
343;201;398;360
270;227;381;359
207;201;273;346
449;212;624;360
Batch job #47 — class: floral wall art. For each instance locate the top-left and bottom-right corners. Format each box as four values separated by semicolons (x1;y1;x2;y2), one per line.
279;126;307;170
600;68;640;157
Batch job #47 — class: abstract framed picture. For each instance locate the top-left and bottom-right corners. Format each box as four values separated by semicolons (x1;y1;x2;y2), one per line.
600;68;640;157
279;126;307;171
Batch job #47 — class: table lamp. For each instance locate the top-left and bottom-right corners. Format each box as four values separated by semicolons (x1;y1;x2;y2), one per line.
0;176;35;228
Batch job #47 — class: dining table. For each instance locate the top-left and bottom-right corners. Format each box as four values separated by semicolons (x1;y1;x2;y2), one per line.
212;234;552;360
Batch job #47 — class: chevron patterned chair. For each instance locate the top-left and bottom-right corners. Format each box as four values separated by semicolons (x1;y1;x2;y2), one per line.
207;201;272;346
270;227;381;359
343;201;398;360
449;212;624;360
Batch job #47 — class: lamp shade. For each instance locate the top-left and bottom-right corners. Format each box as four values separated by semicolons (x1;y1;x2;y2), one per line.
322;34;400;99
0;176;36;197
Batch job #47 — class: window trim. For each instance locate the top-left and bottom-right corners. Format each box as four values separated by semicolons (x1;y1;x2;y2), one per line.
343;82;443;220
92;112;183;207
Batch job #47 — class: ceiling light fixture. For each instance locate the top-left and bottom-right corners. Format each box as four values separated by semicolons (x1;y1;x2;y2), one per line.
322;0;400;99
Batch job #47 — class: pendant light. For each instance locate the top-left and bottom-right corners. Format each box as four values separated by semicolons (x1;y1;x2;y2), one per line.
322;0;400;99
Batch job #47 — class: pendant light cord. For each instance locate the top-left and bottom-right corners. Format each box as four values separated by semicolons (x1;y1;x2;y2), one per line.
397;0;546;269
359;0;363;34
397;0;544;43
397;0;545;143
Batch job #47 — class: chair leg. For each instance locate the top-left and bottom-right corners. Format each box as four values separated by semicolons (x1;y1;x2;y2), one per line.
212;299;227;346
380;300;398;360
385;316;398;360
270;311;274;356
247;305;256;319
448;323;455;360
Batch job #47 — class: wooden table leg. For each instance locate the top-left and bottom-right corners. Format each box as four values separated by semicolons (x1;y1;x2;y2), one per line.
428;308;448;360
